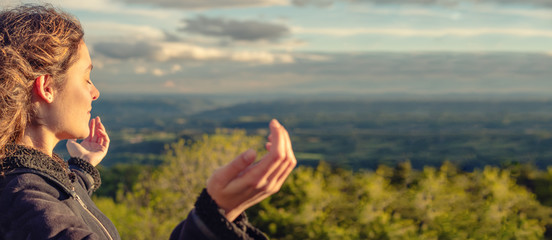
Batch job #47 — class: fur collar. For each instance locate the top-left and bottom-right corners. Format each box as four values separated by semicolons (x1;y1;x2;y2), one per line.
1;144;75;190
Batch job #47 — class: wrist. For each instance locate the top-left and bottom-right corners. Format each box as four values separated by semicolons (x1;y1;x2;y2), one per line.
206;188;243;222
224;209;243;222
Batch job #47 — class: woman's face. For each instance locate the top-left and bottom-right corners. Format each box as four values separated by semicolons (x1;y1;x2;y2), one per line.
48;42;99;140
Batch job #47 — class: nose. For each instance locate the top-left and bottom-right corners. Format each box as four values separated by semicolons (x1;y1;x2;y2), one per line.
92;85;100;101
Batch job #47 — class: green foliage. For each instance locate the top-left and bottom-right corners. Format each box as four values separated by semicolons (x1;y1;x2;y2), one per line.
93;129;552;239
249;162;552;240
95;129;264;240
95;163;153;199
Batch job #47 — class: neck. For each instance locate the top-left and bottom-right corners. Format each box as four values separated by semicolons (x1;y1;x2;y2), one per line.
19;125;59;157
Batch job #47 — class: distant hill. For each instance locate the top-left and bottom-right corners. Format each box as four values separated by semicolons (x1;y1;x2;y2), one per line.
72;97;552;170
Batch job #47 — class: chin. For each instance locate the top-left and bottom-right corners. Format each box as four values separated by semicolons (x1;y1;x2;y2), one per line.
78;129;90;139
67;129;90;140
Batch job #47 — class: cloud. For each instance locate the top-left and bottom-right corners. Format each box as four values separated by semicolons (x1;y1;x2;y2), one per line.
95;52;552;95
91;51;552;95
351;7;464;19
291;0;333;7
85;22;165;40
293;0;552;7
3;0;181;19
155;42;295;64
294;27;552;38
163;80;175;87
112;0;287;9
171;64;182;73
134;66;148;74
152;68;165;76
94;39;295;64
475;7;552;20
180;16;290;42
94;41;161;59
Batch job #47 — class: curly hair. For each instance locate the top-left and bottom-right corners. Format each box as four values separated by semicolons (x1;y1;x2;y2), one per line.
0;4;84;161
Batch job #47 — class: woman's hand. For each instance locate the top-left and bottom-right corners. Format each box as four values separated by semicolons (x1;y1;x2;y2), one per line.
206;119;297;222
66;116;110;167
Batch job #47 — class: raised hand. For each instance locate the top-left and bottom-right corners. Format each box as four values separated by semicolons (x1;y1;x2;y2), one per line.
206;119;297;222
66;116;110;167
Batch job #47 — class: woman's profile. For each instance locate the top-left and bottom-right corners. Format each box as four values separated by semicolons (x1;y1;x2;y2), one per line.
0;4;296;239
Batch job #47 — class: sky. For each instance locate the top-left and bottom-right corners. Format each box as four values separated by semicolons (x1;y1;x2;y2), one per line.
3;0;552;98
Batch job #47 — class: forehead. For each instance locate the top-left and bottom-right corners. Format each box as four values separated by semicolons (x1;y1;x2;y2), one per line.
72;42;92;71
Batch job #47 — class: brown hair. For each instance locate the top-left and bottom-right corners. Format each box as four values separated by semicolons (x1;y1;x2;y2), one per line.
0;4;84;161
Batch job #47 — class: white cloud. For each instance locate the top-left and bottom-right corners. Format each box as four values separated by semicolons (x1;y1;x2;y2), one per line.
293;27;552;38
153;42;295;64
152;68;165;76
294;53;332;61
92;38;296;64
351;7;458;19
112;0;289;9
85;22;165;41
295;0;552;8
154;43;226;61
163;80;175;87
134;66;148;74
92;52;552;95
171;64;182;73
230;51;295;64
475;7;552;20
63;0;180;18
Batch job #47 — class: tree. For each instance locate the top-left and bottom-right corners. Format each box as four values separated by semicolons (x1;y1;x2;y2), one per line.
95;129;265;240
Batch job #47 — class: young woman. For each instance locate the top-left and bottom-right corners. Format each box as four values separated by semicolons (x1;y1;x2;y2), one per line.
0;4;296;240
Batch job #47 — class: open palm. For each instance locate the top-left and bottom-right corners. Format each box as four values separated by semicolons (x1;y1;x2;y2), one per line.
66;116;110;167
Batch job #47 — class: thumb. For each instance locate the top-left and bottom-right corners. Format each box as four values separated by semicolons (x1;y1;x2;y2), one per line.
66;139;77;148
216;149;256;183
66;139;80;156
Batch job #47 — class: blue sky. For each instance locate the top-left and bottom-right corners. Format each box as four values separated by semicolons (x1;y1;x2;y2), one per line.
3;0;552;97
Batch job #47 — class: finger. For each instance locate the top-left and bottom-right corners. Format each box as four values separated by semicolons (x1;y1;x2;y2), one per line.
98;118;110;144
97;117;107;131
66;139;83;158
88;117;96;142
97;130;104;146
278;126;297;183
275;160;296;189
214;149;257;184
97;117;109;146
98;128;109;147
283;126;297;167
93;117;102;143
95;117;102;143
244;119;286;181
266;128;293;183
83;120;92;141
66;139;77;148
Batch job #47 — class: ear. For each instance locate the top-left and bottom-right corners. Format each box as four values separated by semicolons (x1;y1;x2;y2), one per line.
33;75;55;103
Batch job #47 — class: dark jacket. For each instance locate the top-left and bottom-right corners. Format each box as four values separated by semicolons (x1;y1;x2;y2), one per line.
0;145;268;240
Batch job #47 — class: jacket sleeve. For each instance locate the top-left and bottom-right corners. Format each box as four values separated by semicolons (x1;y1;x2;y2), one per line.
68;157;101;195
169;189;268;240
0;173;100;239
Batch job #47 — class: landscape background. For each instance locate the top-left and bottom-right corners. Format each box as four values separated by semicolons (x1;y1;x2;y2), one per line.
54;94;552;239
64;94;552;171
3;0;551;238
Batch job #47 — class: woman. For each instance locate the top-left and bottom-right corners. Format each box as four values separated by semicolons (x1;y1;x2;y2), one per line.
0;4;296;240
